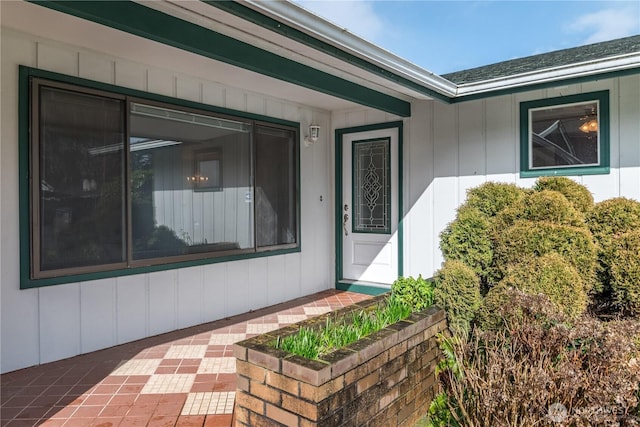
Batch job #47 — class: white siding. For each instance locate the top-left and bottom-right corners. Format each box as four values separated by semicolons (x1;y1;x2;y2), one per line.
334;76;640;282
619;75;640;198
2;20;639;375
431;80;637;277
1;28;332;373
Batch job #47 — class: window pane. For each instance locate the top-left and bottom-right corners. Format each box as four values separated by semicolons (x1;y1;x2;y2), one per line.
530;101;599;169
255;125;297;247
38;86;126;271
130;103;253;260
353;138;391;233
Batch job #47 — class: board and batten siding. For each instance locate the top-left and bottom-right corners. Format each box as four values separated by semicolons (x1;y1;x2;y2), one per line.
400;76;640;280
0;28;332;373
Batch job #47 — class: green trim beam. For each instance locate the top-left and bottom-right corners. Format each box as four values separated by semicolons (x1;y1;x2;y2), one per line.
29;0;410;117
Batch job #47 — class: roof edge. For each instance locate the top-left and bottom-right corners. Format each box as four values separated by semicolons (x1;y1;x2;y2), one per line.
455;52;640;96
240;0;458;98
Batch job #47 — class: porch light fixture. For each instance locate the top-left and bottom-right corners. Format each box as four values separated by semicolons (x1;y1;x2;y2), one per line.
304;124;320;147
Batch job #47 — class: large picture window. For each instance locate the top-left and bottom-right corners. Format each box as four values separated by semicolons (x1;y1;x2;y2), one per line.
520;91;609;177
28;76;298;283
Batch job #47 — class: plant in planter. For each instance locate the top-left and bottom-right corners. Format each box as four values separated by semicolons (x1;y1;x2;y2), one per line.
274;295;412;359
234;277;447;427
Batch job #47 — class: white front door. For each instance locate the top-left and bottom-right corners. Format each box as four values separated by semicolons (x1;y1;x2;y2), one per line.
340;126;400;285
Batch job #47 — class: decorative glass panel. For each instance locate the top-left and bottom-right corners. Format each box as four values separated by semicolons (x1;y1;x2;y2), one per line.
353;138;390;233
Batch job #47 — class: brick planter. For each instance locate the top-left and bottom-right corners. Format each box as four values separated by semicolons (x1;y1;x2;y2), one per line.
233;294;448;427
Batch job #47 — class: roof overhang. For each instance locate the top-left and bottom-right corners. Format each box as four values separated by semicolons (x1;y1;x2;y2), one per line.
6;1;640;113
452;52;640;101
9;0;413;116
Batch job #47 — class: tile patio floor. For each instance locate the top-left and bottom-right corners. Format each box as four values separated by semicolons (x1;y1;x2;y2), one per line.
1;290;372;427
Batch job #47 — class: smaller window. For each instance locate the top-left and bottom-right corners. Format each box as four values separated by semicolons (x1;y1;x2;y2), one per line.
520;91;609;177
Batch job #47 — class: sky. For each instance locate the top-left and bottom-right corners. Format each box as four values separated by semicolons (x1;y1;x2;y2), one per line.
295;1;640;74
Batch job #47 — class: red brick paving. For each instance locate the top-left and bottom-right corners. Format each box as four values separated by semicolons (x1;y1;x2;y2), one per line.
1;290;371;426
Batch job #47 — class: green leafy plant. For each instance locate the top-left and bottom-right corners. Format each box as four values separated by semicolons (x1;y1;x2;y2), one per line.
493;189;586;231
533;176;594;214
391;275;435;312
498;253;588;319
491;220;598;291
588;197;640;296
433;260;482;337
462;181;526;218
609;230;640;316
440;207;493;282
274;296;412;359
423;392;461;427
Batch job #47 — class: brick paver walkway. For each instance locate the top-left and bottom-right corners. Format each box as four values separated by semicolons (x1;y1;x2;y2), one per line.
0;290;372;426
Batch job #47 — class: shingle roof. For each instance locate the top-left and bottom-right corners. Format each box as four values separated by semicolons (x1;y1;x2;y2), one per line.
443;35;640;85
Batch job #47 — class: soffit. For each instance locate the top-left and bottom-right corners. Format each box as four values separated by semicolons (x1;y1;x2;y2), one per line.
1;1;395;114
138;0;437;101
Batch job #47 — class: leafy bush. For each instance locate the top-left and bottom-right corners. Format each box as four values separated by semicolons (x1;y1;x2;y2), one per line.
491;220;598;291
432;291;640;426
493;253;587;321
391;275;435;312
588;197;640;290
462;181;526;218
533;176;594;214
493;190;585;231
433;260;482;337
440;207;493;281
589;197;640;241
609;230;640;316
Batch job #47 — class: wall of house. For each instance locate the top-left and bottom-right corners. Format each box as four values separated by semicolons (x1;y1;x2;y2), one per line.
401;76;640;279
0;28;334;373
331;75;639;283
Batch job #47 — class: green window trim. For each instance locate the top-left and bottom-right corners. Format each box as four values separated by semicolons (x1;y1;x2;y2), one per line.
19;66;301;289
519;90;610;178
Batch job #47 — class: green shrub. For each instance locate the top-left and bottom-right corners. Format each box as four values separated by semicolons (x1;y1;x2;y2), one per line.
588;197;640;242
462;182;526;218
498;253;587;319
492;220;598;291
609;230;640;316
493;190;585;231
391;275;435;313
433;260;482;336
533;176;594;214
440;207;493;281
588;197;640;289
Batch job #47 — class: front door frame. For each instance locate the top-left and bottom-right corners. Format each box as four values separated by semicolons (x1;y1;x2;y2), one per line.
335;121;404;295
